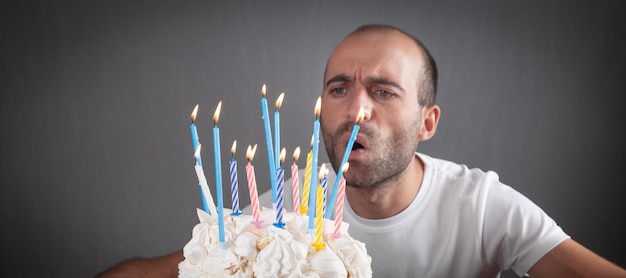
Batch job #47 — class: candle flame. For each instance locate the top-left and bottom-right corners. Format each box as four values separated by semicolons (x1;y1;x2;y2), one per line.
231;140;237;155
213;101;222;123
261;84;267;97
191;104;199;122
194;144;202;159
246;144;258;161
293;146;301;161
356;106;365;123
318;163;327;180
342;162;350;173
314;96;321;117
310;134;314;149
279;148;286;164
275;92;285;109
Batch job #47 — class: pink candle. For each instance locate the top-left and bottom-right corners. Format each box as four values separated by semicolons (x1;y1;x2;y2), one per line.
333;163;349;238
291;147;301;214
245;144;262;227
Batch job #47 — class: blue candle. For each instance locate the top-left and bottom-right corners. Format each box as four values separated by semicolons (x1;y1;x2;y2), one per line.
229;140;242;216
260;85;278;207
190;104;210;214
274;148;286;228
308;97;321;232
212;101;225;246
274;92;285;171
325;107;364;219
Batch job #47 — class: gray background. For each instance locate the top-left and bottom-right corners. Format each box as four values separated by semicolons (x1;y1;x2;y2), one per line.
1;1;625;277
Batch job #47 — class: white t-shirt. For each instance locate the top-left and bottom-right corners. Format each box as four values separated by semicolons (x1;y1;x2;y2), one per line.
253;153;569;277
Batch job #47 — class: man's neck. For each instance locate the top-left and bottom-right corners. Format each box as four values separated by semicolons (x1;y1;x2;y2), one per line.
346;155;425;219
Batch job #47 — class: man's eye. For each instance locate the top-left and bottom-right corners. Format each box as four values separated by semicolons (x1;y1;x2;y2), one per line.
375;90;393;97
331;87;347;95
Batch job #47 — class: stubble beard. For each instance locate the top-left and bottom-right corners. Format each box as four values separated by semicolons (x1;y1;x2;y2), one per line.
322;117;421;190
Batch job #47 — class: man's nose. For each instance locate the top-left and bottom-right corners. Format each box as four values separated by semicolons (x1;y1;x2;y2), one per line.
347;89;372;122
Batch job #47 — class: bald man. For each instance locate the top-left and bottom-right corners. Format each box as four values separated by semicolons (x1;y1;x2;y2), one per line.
97;25;626;278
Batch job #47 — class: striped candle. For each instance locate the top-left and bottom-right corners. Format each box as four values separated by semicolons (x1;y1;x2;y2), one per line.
274;148;286;228
193;144;217;216
333;163;349;238
300;137;313;214
229;140;242;216
312;186;325;251
245;145;262;228
319;163;328;215
291;147;301;214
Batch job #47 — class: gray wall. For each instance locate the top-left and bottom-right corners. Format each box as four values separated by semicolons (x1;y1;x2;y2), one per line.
1;1;625;277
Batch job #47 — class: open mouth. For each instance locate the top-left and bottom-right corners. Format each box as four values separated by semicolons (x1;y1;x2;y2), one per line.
352;142;365;151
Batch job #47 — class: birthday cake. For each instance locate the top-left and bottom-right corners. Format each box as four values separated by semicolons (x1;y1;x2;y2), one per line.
180;88;371;277
177;208;372;277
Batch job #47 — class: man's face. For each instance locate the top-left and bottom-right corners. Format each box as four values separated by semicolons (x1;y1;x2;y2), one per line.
321;31;425;188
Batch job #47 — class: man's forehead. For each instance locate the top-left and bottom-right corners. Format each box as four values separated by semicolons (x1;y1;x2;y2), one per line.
327;31;423;68
325;43;423;86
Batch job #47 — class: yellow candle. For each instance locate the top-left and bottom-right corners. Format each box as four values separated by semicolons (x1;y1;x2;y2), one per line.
313;186;325;251
300;135;314;214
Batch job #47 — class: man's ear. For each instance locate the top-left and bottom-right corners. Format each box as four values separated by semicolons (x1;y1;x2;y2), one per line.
418;105;440;141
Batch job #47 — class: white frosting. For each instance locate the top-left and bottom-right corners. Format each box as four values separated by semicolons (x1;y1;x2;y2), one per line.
178;208;372;278
328;236;372;278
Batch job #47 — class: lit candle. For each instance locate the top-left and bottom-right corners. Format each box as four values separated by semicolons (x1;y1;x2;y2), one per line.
333;163;349;238
291;147;301;214
312;185;325;251
274;148;286;228
319;163;328;215
190;105;210;214
308;97;322;232
274;92;285;170
190;105;201;165
300;135;313;215
193;144;217;216
245;144;262;228
229;140;242;216
325;107;364;219
260;84;278;208
212;101;225;245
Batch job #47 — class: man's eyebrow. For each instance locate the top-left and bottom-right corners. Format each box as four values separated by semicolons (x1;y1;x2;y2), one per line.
365;77;405;93
325;74;352;88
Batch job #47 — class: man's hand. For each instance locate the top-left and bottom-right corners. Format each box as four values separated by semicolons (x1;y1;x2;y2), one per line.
95;250;183;278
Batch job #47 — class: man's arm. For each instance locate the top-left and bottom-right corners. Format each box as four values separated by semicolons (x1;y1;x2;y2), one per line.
528;238;626;277
95;249;183;278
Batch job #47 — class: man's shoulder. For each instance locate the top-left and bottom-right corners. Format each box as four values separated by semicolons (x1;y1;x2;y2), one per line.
419;152;506;196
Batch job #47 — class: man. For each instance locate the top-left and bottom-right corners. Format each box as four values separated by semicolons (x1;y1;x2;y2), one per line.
97;24;626;277
318;24;626;277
